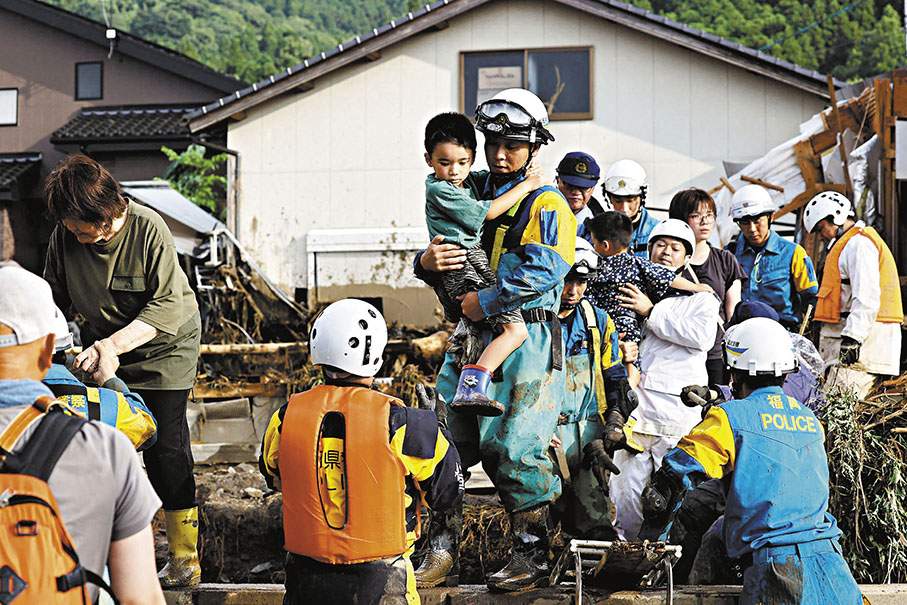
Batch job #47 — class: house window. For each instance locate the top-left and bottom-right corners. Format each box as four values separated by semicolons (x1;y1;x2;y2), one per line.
75;62;103;100
0;89;16;126
461;47;593;120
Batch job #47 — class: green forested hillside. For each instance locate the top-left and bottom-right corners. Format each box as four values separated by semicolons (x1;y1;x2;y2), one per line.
47;0;904;84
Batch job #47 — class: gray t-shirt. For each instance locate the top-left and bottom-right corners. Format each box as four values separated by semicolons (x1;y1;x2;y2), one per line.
0;402;161;602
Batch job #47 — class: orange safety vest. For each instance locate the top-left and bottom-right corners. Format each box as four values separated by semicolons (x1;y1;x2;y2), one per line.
815;225;904;324
279;385;407;564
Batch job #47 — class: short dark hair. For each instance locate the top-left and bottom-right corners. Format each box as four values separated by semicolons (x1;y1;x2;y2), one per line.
730;369;786;391
44;154;126;228
669;188;716;221
585;211;633;249
424;112;477;156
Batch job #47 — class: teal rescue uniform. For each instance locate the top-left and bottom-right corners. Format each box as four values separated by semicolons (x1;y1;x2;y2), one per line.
43;364;157;451
657;386;862;604
732;230;818;328
420;175;576;512
552;299;626;538
630;207;659;257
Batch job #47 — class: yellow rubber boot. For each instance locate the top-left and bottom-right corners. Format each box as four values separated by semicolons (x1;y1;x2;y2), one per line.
158;507;201;588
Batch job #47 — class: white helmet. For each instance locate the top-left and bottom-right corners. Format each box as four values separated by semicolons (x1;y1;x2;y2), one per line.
603;160;648;198
802;191;851;234
648;219;696;257
569;237;600;279
309;299;388;376
730;184;775;221
51;306;72;354
723;317;798;377
475;88;553;145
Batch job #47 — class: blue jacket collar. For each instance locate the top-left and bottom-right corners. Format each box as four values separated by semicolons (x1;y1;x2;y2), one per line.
741;229;782;255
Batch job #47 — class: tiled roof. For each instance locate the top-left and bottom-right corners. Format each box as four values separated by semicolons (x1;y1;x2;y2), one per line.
0;153;41;188
2;0;243;93
50;105;196;143
186;0;843;129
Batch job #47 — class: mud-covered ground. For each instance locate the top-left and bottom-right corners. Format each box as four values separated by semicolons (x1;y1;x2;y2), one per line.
154;465;510;584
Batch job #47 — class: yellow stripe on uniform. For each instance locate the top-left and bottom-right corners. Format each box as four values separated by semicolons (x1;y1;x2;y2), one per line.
261;411;283;479
518;190;576;265
676;406;736;479
114;392;157;450
791;246;818;292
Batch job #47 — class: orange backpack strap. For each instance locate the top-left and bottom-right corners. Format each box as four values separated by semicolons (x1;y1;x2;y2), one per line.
0;395;60;460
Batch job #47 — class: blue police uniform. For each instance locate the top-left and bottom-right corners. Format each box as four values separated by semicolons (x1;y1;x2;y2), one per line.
43;364;158;451
552;299;626;538
431;175;576;512
659;386;861;604
630;207;659;258
732;230;818;327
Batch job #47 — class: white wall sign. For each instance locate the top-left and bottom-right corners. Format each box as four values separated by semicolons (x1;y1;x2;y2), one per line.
0;89;17;126
477;66;521;90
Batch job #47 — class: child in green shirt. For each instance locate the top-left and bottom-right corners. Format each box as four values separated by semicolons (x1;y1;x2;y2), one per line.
423;112;545;416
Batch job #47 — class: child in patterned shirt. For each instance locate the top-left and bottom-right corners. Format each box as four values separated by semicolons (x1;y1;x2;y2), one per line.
585;211;711;387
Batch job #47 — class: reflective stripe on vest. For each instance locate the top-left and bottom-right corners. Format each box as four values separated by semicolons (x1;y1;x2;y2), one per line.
578;299;607;420
489;187;551;271
45;383;103;422
815;226;904;324
280;385;407;564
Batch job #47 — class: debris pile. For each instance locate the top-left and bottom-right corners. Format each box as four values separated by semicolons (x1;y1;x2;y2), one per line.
819;373;907;583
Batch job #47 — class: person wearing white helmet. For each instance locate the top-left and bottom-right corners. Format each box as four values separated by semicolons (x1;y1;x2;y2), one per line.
669;188;745;385
605;218;720;541
639;317;862;605
414;88;576;591
549;238;634;541
602;159;658;257
728;184;818;330
259;299;464;605
804;191;903;398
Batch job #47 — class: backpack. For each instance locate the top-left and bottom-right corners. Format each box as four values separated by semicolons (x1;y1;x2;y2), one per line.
0;395;118;605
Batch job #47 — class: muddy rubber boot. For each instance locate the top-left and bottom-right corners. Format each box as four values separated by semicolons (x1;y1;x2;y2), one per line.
158;507;201;588
414;508;462;587
487;505;554;592
449;365;505;417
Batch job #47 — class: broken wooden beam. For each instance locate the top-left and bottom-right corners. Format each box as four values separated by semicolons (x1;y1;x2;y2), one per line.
719;177;736;194
741;175;784;192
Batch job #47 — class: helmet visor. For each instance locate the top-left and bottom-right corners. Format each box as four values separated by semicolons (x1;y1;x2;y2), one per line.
476;101;535;127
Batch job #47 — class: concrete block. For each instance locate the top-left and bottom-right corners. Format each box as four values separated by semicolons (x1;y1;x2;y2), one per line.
200;418;257;444
201;398;250;420
192;442;258;465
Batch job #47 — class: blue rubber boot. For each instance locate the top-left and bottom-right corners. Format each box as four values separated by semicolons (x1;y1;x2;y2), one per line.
449;365;505;417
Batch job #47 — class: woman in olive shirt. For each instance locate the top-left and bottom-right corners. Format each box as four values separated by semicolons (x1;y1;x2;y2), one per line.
43;155;201;588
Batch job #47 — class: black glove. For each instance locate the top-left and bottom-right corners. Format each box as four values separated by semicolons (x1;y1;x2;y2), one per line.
415;383;448;429
582;439;620;498
639;469;684;541
609;379;639;419
680;385;712;408
839;336;861;366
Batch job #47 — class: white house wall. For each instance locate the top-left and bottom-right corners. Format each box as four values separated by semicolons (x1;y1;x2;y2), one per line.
227;0;826;325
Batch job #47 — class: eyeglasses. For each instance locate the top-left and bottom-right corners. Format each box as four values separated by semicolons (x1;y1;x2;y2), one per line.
689;212;716;224
734;215;768;226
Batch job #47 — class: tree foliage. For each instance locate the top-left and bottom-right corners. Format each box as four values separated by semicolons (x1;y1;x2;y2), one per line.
44;0;905;83
160;144;227;217
632;0;905;81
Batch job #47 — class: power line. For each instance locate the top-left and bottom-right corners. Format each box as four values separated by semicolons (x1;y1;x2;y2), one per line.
759;0;870;51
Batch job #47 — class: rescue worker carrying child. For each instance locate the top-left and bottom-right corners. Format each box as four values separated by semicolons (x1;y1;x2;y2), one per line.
413;88;576;591
259;299;463;605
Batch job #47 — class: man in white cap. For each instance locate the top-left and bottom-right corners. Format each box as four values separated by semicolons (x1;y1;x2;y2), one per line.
0;262;164;604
